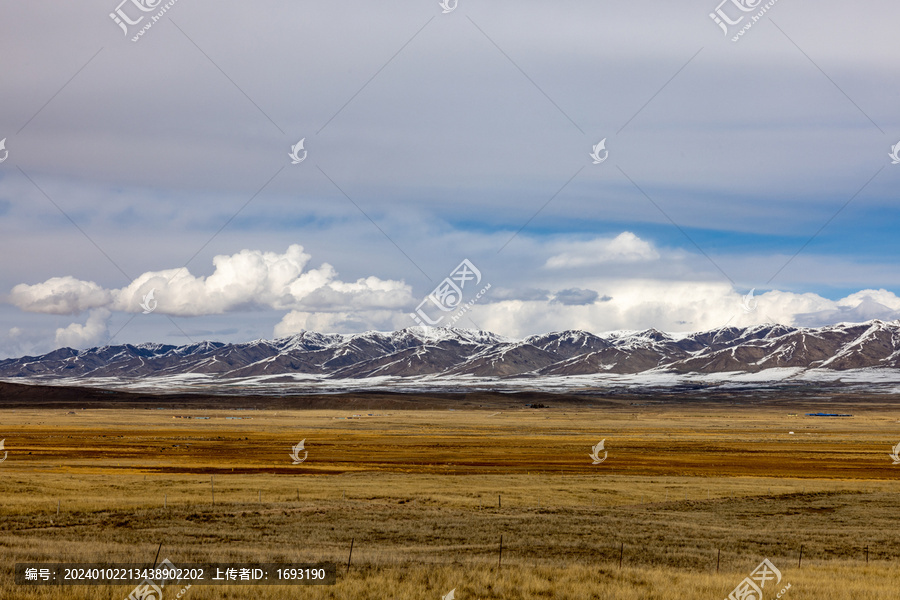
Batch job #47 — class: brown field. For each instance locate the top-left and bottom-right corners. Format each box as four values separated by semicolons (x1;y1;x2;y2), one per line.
1;391;899;599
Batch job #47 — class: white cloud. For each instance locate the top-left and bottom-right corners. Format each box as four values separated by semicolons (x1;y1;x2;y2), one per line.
469;280;735;337
837;289;900;310
10;277;112;315
296;276;417;312
11;245;414;318
544;232;660;269
55;308;110;349
793;289;900;327
462;283;900;339
8;237;900;350
274;310;399;336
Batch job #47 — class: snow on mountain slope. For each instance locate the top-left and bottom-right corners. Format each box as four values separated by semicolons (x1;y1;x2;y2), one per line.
3;321;900;385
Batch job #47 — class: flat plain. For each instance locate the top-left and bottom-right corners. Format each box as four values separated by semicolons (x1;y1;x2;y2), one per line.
1;389;899;599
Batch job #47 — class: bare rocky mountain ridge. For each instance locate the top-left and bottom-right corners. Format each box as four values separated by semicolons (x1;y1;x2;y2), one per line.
2;320;900;381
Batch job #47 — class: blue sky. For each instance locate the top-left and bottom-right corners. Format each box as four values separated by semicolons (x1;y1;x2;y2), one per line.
1;0;899;357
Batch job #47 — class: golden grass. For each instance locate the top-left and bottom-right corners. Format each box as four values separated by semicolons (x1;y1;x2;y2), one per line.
1;402;898;598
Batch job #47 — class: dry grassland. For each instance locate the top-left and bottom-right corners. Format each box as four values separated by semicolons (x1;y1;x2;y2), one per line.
1;398;899;599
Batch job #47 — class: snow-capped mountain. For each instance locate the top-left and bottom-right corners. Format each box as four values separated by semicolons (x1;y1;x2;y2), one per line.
3;321;900;382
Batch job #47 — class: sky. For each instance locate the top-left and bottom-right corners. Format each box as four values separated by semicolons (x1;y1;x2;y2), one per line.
1;0;900;357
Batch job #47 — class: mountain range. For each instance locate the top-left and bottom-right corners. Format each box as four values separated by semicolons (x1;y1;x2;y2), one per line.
3;320;900;382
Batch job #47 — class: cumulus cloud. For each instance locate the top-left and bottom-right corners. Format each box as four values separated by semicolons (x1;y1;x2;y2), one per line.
837;289;900;311
469;280;736;336
545;232;660;269
274;310;399;336
10;277;112;315
55;308;110;349
8;237;900;349
11;245;414;318
793;289;900;327
296;276;416;312
460;283;900;339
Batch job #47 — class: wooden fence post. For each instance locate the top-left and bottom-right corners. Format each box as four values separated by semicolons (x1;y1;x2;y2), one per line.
346;538;354;573
152;543;162;570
